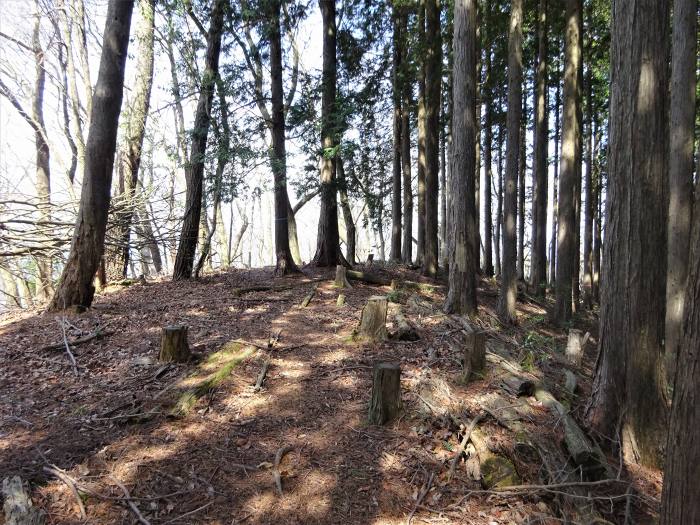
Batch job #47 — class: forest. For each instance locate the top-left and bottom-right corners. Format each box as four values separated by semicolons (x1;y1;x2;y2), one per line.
0;0;698;523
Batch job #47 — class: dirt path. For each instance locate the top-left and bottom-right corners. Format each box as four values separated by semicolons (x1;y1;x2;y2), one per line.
0;266;661;524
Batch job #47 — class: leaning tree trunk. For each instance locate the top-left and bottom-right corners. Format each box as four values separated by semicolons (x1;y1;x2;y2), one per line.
269;0;299;275
530;0;548;296
104;0;155;282
661;129;700;522
48;0;135;311
312;0;346;267
553;0;581;325
586;0;670;469
172;0;225;280
444;0;477;316
664;0;697;382
422;0;441;278
497;0;522;324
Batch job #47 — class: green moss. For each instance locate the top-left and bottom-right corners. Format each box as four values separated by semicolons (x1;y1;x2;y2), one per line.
481;456;520;488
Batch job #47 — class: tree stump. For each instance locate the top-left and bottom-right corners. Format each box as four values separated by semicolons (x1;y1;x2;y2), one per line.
393;310;420;341
159;325;191;362
358;296;388;341
463;330;486;380
368;363;402;425
334;265;352;288
565;329;589;366
336;294;346;307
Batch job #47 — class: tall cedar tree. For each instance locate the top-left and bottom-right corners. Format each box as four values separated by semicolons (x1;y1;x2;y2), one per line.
172;0;226;279
48;0;135;311
269;0;299;275
105;0;155;281
416;4;427;266
422;0;441;277
400;8;413;264
530;0;548;295
444;0;477;315
483;50;494;277
586;0;670;469
312;0;346;266
390;4;403;261
665;0;697;379
497;0;522;324
553;0;581;324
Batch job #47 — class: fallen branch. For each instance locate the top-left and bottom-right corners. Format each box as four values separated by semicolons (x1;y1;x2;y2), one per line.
300;285;318;307
58;318;79;376
161;501;213;525
43;466;86;520
447;414;483;481
346;269;391;286
254;360;270;391
108;476;150;525
273;445;294;496
407;471;434;525
40;328;114;352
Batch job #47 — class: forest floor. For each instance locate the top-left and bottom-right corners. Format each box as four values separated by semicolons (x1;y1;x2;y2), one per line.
1;264;662;524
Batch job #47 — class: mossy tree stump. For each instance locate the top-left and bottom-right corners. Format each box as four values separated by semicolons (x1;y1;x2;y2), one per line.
160;325;191;362
334;265;352;288
359;296;388;341
368;363;402;425
565;329;588;366
463;330;486;380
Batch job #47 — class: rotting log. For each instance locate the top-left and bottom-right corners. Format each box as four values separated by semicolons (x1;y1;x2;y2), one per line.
334;265;352;288
393;310;419;341
300;285;318;307
346;269;391;286
159;325;191;363
2;476;45;525
469;427;521;488
336;294;346;306
564;370;577;396
254;360;270;391
564;329;589;366
534;388;610;479
231;278;325;297
501;374;536;397
358;296;388;341
368;362;402;425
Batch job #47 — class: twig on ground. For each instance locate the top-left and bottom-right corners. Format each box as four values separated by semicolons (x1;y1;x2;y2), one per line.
273;445;294;496
108;476;150;525
161;501;213;524
58;318;79;375
43;466;86;519
254;360;270;391
407;471;435;525
41;327;114;352
447;413;483;481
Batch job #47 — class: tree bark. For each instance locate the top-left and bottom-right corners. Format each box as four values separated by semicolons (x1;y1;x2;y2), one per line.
582;43;594;309
422;0;442;278
48;0;135;311
172;0;225;280
495;123;503;276
517;90;526;281
553;0;582;325
497;0;522;324
483;51;494;277
530;0;548;295
390;6;403;261
312;0;346;267
401;37;413;264
416;3;427;266
664;0;697;381
337;157;356;265
444;0;477;316
549;78;561;286
586;0;670;469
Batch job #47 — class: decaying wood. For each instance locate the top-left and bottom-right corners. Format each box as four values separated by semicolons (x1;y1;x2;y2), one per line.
300;285;318;307
477;392;531;433
273;445;294;496
469;427;521;488
346;269;391;286
407;294;434;313
392;310;419;341
564;329;589;366
39;327;114;352
534;388;610;479
564;369;578;395
358;296;388;341
448;413;484;480
368;362;402;425
159;325;191;363
336;294;346;306
2;476;45;525
231;278;325;297
334;265;352;288
254;360;270;391
501;374;535;397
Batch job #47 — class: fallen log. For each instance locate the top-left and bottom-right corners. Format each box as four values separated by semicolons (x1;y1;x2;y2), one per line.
392;310;419;341
469;427;521;488
300;285;318;308
254;360;270;391
346;270;391;286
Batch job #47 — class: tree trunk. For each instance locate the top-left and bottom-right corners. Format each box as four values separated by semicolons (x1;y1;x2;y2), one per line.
313;0;346;267
661;131;700;522
172;0;225;280
48;0;135;312
549;78;561;286
664;0;697;381
592;122;602;302
483;52;494;277
390;6;403;261
582;47;594;309
497;0;522;324
444;0;477;316
416;3;427;266
337;157;356;265
530;0;548;295
586;0;670;469
553;0;582;325
422;0;441;278
401;37;413;264
517;90;526;281
495;124;503;276
571;6;584;314
269;0;299;275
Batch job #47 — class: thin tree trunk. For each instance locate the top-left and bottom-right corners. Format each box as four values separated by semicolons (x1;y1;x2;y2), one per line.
483;51;494;277
550;77;561;286
582;46;594;309
172;0;225;280
665;0;697;381
312;0;346;267
517;88;526;281
495;122;503;276
416;3;427;266
498;0;523;324
390;6;403;261
553;0;582;325
586;0;670;469
48;0;135;311
401;30;413;264
444;0;477;315
337;157;356;265
422;0;441;277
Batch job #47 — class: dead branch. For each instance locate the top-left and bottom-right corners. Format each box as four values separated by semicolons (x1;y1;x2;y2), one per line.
407;471;434;525
108;476;150;525
254;360;270;391
40;328;114;352
447;413;484;481
43;466;86;520
58;318;79;376
273;445;294;496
